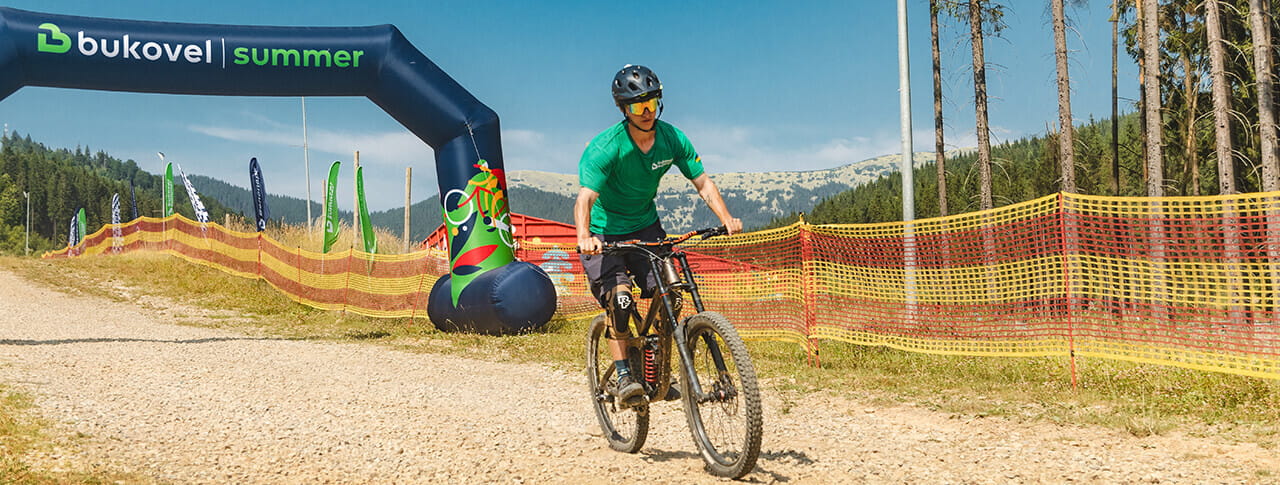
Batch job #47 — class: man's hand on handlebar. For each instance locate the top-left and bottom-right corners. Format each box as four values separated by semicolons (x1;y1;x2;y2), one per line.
724;218;743;235
578;235;602;255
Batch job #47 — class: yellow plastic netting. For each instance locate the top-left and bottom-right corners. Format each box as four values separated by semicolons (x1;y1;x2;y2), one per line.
48;191;1280;379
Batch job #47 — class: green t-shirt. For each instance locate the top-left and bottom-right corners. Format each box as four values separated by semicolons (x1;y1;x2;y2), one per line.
579;120;705;235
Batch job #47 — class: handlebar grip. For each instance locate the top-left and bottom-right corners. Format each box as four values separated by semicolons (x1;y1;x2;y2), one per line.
700;226;728;238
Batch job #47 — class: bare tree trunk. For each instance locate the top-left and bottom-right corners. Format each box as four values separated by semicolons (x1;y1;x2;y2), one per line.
1206;0;1236;194
971;0;994;211
1143;0;1164;197
1250;0;1280;330
1181;53;1201;195
1205;0;1245;327
1054;0;1077;193
1111;0;1122;196
1141;0;1167;329
932;0;948;217
1252;0;1280;191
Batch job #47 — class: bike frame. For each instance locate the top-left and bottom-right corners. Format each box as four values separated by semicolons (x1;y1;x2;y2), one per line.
607;231;731;405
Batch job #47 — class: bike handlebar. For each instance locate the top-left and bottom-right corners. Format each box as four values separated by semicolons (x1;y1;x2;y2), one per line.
600;226;728;252
573;226;728;255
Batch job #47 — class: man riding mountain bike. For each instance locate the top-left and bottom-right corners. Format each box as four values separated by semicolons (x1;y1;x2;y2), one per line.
575;64;743;405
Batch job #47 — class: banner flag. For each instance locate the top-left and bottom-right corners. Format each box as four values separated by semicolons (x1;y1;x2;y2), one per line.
163;162;174;217
323;161;341;253
176;164;210;224
249;157;270;232
111;193;122;252
356;166;376;254
76;208;86;245
68;214;78;249
129;183;139;221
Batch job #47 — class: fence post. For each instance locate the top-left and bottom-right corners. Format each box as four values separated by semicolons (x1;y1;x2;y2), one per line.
799;215;820;367
342;246;354;314
296;246;302;303
1057;193;1078;388
256;232;263;279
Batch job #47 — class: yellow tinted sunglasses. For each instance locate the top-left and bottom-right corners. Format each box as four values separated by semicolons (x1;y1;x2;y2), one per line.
626;97;660;116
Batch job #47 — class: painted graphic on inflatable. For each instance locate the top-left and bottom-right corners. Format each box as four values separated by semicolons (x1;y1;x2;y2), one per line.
0;7;555;334
442;159;514;305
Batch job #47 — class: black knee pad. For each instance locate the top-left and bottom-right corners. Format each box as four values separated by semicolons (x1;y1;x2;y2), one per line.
606;288;635;335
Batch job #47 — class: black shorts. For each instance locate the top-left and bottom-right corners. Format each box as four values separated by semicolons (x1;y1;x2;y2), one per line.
579;220;668;306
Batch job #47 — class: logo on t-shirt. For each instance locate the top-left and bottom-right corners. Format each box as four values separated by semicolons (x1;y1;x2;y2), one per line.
651;158;673;171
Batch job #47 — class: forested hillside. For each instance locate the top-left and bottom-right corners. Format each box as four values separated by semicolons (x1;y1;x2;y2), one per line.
189;174;328;226
766;114;1151;227
0;132;237;253
0;128;579;254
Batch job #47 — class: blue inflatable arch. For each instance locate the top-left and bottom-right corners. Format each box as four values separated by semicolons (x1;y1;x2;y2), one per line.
0;7;556;334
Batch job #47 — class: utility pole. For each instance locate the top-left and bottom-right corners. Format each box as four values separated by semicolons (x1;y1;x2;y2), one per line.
302;97;313;236
898;0;914;222
898;0;918;316
23;191;30;255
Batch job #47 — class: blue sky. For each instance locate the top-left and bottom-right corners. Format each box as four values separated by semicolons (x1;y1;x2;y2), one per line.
1;1;1137;212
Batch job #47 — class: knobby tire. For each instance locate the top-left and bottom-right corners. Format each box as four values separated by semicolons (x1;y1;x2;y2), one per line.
680;311;763;478
586;314;649;453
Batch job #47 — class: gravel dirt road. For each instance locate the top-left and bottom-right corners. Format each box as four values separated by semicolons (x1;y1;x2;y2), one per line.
1;270;1276;484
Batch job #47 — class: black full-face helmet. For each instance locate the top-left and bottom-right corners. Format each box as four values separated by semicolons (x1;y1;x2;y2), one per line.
612;64;662;106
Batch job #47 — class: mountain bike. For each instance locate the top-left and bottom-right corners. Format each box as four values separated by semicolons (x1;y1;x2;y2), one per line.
584;226;763;479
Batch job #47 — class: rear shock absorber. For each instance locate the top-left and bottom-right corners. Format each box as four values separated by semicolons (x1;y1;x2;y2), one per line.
642;337;659;386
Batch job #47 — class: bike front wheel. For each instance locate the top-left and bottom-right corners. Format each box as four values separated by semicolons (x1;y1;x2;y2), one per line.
586;313;649;453
680;311;763;478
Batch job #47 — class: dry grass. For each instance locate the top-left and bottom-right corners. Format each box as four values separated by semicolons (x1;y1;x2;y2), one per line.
0;251;1278;481
223;215;413;255
0;385;155;484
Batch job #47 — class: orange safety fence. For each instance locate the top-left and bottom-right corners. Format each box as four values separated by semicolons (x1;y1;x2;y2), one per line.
46;191;1280;380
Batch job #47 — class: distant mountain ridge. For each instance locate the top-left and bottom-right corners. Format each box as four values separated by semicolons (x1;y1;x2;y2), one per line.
189;152;950;239
507;152;945;232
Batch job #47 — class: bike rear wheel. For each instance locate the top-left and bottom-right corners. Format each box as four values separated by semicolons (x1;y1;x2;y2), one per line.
680;311;762;478
586;313;649;453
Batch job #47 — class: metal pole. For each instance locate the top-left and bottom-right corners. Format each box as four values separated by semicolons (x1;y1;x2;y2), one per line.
302;97;313;236
898;0;915;221
898;0;918;315
23;191;30;255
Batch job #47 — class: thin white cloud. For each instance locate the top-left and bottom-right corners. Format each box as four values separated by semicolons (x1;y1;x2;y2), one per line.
501;128;582;175
679;122;916;173
189;124;433;168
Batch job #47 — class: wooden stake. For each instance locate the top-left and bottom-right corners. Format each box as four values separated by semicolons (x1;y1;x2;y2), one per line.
404;166;413;253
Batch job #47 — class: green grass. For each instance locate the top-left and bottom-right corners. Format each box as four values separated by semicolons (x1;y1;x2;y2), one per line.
1;252;1278;480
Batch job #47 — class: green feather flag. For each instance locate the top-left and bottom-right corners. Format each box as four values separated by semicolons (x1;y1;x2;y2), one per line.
162;162;174;217
323;161;341;253
356;166;376;254
75;208;86;243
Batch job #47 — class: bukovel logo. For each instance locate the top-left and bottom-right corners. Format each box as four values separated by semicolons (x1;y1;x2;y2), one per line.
37;23;213;64
36;22;366;69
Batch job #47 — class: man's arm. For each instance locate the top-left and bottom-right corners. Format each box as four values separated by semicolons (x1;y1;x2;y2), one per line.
575;187;602;253
690;174;743;234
